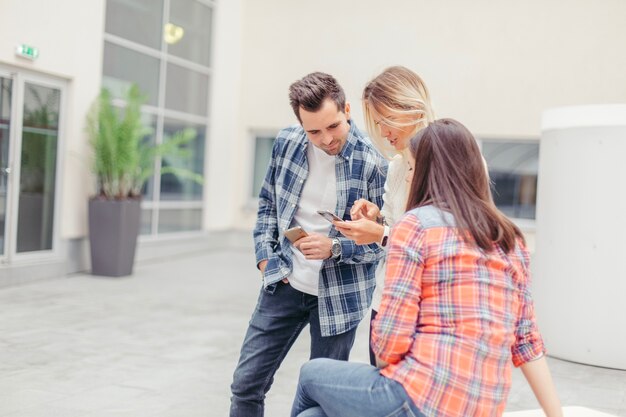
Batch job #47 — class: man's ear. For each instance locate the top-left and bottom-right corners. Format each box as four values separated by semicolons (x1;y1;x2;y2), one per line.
344;102;351;120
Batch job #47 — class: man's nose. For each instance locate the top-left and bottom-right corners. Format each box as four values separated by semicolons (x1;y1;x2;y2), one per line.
322;132;333;145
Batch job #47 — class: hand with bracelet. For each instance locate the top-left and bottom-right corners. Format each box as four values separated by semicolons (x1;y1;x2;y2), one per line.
333;198;390;246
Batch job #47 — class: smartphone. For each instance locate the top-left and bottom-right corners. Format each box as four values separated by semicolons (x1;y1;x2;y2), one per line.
284;226;308;243
317;210;343;223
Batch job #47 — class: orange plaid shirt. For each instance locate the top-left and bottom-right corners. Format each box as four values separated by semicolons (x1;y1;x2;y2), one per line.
372;206;545;417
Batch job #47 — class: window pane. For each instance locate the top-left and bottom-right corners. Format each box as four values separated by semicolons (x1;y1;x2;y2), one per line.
168;0;213;66
159;118;205;201
252;135;275;198
482;141;539;220
105;0;164;50
17;84;61;252
139;113;158;200
103;42;160;106
0;77;11;120
140;208;153;235
165;63;208;116
157;208;202;233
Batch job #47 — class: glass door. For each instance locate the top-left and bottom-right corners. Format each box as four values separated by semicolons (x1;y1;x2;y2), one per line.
0;68;64;264
0;75;12;258
16;82;61;253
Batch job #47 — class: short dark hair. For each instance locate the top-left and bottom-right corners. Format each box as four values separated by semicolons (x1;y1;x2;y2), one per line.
288;72;346;123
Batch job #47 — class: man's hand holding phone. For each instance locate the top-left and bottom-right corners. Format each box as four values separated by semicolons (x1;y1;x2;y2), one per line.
284;225;331;259
294;233;333;260
284;226;308;243
283;214;340;260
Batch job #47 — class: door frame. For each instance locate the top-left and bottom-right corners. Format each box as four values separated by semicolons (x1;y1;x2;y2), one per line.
0;65;68;265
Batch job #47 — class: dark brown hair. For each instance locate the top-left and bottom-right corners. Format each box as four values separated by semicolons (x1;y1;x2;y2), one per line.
288;72;346;123
406;118;524;253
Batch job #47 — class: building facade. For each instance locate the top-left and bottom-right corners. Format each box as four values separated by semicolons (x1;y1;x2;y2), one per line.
1;0;624;285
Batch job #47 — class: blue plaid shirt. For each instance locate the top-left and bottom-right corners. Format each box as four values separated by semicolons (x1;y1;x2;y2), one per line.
253;121;388;336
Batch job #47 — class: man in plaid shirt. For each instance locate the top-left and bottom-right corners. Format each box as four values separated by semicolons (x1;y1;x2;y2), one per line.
229;72;387;417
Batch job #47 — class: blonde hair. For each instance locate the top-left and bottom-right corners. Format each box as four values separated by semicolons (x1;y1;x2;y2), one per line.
362;66;434;159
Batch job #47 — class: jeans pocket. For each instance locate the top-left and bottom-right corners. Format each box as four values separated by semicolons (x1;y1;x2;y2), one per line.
384;402;419;417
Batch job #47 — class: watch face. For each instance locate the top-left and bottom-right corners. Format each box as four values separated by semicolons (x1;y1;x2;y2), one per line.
332;240;341;256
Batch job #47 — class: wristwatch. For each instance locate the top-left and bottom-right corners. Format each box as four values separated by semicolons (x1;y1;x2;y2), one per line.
380;225;390;247
331;238;342;259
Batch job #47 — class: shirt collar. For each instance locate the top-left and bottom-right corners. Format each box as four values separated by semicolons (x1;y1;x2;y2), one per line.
337;119;358;161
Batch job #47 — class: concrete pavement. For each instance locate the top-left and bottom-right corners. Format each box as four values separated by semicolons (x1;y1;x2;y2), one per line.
1;244;625;416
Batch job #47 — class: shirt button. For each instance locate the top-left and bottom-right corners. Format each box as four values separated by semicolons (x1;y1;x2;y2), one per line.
292;204;296;208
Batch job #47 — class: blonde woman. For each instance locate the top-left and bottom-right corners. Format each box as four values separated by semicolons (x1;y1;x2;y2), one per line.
334;66;434;365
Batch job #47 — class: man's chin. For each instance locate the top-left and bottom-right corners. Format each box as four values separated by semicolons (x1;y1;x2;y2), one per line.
324;145;340;155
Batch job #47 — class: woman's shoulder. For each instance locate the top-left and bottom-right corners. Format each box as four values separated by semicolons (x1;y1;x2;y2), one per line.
404;205;456;230
512;237;532;269
385;154;408;189
387;154;407;174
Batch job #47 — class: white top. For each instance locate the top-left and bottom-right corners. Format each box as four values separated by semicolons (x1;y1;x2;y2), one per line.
288;144;337;295
371;154;410;310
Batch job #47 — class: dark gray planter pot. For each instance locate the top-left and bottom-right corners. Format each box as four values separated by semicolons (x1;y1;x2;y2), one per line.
88;198;141;277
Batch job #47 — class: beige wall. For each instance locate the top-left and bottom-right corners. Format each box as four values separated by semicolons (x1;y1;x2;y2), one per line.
0;0;106;238
239;0;626;134
233;0;626;233
2;0;625;242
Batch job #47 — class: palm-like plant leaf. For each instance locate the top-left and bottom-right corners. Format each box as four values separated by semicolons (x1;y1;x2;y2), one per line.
87;85;203;200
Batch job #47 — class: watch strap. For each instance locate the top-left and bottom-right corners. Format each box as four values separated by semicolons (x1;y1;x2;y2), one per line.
380;225;390;247
331;238;342;258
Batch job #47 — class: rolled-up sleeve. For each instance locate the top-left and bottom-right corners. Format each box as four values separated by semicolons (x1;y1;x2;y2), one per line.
511;253;546;367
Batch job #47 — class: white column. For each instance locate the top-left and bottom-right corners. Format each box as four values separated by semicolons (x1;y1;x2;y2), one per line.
534;104;626;369
204;0;243;230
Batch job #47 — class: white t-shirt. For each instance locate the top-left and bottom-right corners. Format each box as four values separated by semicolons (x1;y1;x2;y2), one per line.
288;144;337;295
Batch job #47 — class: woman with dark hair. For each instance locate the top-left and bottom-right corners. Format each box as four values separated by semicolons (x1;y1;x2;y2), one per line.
291;119;562;417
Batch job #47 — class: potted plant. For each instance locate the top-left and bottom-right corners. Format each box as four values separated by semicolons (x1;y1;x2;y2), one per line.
86;84;202;277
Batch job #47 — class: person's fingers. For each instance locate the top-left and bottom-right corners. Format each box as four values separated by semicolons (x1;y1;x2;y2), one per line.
351;198;367;209
350;200;368;219
333;222;351;231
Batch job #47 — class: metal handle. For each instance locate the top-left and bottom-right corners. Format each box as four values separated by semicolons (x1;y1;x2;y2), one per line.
0;167;11;175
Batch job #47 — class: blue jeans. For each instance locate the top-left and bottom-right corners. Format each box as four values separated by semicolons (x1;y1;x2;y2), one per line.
229;282;358;417
291;358;425;417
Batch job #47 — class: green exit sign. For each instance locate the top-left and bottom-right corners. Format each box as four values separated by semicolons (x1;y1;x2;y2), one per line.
15;44;39;60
